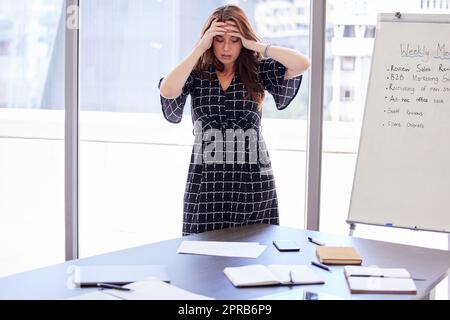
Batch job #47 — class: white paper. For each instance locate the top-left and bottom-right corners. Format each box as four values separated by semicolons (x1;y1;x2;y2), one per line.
72;264;170;286
67;278;213;300
67;291;122;300
177;240;266;258
105;278;213;300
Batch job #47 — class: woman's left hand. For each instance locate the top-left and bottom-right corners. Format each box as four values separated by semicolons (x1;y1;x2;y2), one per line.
225;21;253;50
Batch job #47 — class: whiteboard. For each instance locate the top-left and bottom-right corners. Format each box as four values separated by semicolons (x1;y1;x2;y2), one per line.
348;13;450;233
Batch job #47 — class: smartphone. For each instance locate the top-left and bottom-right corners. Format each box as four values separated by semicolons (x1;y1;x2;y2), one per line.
272;240;301;252
303;291;319;300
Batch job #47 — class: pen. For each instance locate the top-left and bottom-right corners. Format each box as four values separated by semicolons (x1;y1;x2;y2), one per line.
289;271;294;284
308;237;325;246
97;283;132;291
311;261;331;272
348;275;426;281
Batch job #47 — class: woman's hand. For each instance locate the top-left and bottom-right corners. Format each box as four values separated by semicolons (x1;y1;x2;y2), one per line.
196;18;228;53
224;21;253;50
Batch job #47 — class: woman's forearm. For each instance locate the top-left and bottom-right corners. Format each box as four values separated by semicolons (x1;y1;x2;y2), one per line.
248;41;310;77
159;45;204;99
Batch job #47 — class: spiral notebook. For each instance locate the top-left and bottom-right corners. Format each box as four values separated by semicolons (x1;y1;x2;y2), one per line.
344;266;418;294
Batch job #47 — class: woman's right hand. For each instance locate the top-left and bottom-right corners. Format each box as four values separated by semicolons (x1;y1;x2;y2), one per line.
196;18;228;53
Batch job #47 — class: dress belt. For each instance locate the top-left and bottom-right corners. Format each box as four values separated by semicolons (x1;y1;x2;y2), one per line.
192;126;262;136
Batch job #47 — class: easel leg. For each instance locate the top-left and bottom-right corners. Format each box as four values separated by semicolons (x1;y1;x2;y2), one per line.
349;223;356;237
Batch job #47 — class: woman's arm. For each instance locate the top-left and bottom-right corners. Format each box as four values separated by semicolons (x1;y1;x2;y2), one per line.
249;42;311;79
159;19;227;99
224;21;310;79
159;46;204;99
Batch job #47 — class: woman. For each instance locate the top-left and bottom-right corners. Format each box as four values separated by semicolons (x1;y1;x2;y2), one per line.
159;4;310;236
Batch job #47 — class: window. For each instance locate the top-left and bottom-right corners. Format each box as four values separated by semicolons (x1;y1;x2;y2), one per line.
322;0;448;299
0;40;10;55
340;56;355;71
79;0;311;257
0;0;65;277
323;0;450;237
364;25;375;38
343;25;355;37
340;86;354;102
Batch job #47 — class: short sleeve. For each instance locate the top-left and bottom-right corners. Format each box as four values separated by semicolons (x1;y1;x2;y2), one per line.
158;73;194;123
259;58;302;110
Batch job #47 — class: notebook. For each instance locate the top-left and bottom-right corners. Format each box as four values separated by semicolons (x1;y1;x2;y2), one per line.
73;265;170;287
316;246;362;265
223;264;325;287
344;266;418;294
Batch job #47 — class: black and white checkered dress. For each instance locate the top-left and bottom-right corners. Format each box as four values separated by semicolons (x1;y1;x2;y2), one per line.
159;58;302;236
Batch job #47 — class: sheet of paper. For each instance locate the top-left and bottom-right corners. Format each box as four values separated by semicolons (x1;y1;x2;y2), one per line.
67;291;122;300
267;265;325;285
73;264;170;286
106;278;213;300
177;240;266;258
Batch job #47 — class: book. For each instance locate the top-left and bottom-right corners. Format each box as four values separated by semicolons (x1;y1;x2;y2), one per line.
73;265;170;287
344;266;412;278
344;266;417;294
316;246;362;265
223;264;325;287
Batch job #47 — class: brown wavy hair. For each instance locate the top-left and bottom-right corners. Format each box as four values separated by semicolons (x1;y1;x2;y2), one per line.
193;4;266;108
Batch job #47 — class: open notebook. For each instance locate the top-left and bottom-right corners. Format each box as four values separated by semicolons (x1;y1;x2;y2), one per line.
223;264;325;287
344;266;418;294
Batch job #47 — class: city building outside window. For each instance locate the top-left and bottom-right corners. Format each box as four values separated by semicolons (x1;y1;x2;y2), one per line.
343;25;356;37
340;86;354;102
340;56;356;71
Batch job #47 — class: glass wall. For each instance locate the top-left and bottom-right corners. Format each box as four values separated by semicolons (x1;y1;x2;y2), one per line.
320;0;449;297
79;0;310;257
0;0;65;277
320;0;450;298
240;0;310;229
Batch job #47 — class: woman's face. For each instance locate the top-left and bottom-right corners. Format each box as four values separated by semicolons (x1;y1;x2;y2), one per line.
213;25;242;68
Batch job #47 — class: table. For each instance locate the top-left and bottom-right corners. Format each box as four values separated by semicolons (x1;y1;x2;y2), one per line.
0;224;449;300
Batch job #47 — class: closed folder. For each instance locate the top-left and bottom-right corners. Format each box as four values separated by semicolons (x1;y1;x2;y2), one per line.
316;246;362;265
